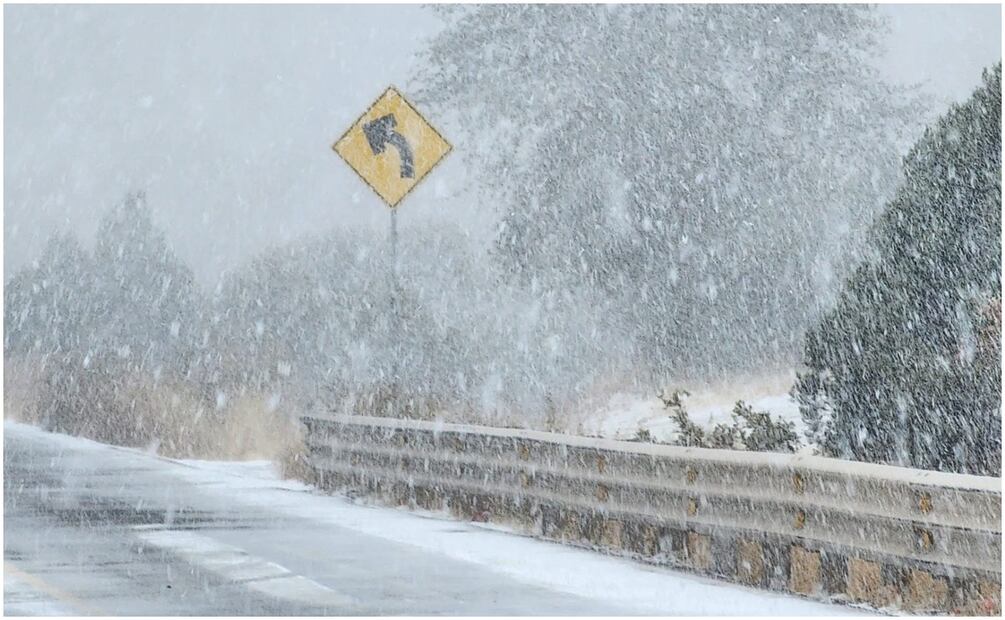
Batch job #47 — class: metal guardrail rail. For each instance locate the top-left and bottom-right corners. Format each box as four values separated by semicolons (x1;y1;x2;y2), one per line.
301;414;1002;615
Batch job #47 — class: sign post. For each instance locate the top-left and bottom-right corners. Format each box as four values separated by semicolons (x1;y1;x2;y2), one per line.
331;86;452;393
389;207;399;383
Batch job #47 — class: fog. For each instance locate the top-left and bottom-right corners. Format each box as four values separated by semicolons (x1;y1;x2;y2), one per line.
3;10;1002;618
4;4;1001;476
4;4;1000;283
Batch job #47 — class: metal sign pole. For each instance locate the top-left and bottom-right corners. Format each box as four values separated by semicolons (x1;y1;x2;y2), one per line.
389;208;400;390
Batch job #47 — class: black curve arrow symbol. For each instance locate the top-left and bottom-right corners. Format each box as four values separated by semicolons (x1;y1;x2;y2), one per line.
363;114;414;179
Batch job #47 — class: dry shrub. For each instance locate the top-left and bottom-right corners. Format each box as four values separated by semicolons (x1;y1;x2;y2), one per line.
5;355;307;477
4;356;46;425
97;384;307;463
332;381;448;421
276;426;314;484
36;365;217;457
107;376;215;457
210;394;304;462
330;381;554;431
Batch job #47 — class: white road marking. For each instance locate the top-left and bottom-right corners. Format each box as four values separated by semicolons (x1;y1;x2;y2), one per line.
133;529;355;609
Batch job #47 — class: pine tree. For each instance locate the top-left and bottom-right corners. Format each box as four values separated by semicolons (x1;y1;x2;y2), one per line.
90;191;200;375
797;65;1002;475
791;330;834;450
4;231;94;356
4;231;96;432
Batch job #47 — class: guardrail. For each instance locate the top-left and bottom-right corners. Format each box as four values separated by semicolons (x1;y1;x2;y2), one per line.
300;414;1001;615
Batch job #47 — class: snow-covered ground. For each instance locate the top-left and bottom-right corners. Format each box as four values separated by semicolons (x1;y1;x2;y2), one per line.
159;459;865;616
574;371;807;446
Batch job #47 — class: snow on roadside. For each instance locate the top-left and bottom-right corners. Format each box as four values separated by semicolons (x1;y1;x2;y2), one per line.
170;452;867;615
5;421;867;616
575;371;807;445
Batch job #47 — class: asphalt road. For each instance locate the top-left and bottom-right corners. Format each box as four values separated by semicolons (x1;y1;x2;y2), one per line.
4;422;859;616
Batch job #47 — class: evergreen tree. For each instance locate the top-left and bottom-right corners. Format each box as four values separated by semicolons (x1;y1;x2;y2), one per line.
4;231;94;356
5;192;206;435
4;231;96;432
416;5;920;381
89;191;201;375
796;65;1001;475
210;224;482;418
791;329;835;451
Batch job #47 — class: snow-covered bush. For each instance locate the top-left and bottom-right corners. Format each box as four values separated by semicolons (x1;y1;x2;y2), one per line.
662;390;799;453
730;401;801;453
633;428;654;443
659;389;705;447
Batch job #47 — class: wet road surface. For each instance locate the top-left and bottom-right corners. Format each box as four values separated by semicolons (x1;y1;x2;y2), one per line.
4;422;861;616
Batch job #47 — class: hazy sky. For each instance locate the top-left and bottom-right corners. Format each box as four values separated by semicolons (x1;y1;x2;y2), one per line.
4;4;1001;284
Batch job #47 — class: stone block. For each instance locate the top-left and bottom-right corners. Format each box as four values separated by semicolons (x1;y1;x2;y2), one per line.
600;518;623;549
687;532;711;571
561;511;582;542
790;546;822;596
846;558;898;608
902;569;948;612
634;522;660;557
737;539;765;585
952;579;1001;616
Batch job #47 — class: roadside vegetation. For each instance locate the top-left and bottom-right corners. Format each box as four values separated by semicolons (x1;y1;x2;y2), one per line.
4;6;999;477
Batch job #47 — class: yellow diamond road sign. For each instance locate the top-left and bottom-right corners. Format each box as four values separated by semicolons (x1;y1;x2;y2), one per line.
332;86;452;208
